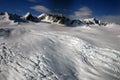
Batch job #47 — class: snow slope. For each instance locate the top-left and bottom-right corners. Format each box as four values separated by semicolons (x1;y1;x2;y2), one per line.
0;20;120;80
38;13;106;26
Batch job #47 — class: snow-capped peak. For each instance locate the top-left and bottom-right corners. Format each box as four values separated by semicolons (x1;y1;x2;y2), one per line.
4;12;10;20
0;12;15;24
23;12;40;22
38;13;71;25
23;12;31;19
81;18;101;25
0;12;11;21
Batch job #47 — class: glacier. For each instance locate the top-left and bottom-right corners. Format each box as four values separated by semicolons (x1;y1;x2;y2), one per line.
0;12;120;80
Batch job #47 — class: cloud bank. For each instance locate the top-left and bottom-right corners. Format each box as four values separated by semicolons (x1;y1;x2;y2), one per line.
30;5;51;13
74;7;92;18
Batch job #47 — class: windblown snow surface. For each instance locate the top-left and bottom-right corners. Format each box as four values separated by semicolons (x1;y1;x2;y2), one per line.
0;22;120;80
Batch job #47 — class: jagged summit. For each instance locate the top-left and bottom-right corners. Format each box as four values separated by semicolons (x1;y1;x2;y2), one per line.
23;12;40;22
23;12;31;19
38;13;107;26
38;13;71;25
39;13;84;26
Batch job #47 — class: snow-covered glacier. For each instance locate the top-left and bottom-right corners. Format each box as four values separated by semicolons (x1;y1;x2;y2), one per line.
0;22;120;80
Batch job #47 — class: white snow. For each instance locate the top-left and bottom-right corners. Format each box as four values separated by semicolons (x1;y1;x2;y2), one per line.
0;20;120;80
38;13;52;23
0;12;15;26
23;12;31;19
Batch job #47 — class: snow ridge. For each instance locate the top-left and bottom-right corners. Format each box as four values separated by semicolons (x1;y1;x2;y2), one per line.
38;13;107;26
0;12;109;26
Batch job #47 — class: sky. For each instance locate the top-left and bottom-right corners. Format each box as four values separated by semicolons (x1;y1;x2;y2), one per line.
0;0;120;23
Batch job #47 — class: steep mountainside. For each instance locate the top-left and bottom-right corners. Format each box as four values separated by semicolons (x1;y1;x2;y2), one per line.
22;12;40;22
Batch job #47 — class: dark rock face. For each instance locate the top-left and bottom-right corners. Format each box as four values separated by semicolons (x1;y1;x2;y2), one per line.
93;18;99;24
9;14;26;23
24;13;40;22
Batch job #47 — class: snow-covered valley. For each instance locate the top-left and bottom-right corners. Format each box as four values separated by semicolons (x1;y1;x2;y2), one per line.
0;12;120;80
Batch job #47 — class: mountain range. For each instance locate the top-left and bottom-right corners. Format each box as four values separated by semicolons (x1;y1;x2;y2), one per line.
0;12;107;26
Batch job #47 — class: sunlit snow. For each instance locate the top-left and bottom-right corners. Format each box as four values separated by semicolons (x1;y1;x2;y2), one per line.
0;13;120;80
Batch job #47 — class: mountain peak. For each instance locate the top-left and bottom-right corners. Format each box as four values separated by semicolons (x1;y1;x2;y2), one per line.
23;12;32;19
38;13;71;25
23;12;40;22
81;17;101;25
